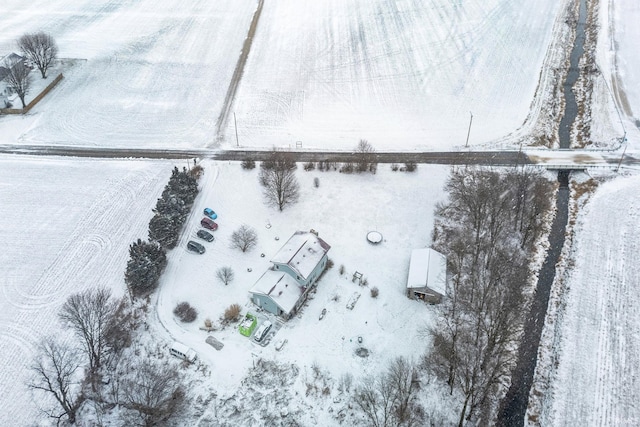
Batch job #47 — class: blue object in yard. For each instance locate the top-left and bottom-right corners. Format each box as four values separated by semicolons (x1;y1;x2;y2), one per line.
203;207;218;220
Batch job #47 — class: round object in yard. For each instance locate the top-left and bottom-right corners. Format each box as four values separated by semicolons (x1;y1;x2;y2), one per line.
366;231;383;244
355;347;370;358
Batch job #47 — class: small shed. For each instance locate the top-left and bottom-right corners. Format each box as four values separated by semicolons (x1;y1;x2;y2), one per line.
407;248;446;304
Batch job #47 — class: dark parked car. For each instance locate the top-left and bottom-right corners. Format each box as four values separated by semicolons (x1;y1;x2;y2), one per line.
203;207;218;220
187;240;205;254
200;217;218;231
197;229;214;242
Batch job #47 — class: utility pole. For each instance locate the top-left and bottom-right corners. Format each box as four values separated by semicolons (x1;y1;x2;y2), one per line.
616;134;628;172
465;111;473;148
234;112;239;147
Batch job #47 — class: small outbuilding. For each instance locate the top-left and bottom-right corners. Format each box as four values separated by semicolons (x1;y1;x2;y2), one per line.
407;248;447;304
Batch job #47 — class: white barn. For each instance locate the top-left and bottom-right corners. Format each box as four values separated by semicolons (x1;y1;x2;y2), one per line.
406;248;446;304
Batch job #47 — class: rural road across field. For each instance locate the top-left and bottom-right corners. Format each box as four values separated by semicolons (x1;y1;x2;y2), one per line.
0;144;637;169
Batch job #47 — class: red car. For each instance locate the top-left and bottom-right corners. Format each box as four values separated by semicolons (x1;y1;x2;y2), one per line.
200;217;218;231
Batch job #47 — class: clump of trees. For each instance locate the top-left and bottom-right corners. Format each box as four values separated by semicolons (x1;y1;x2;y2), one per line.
353;357;424;427
18;32;58;79
148;166;199;249
259;151;300;211
425;167;553;426
29;288;189;426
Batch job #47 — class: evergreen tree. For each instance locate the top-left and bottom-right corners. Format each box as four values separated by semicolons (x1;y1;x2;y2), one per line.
124;239;167;297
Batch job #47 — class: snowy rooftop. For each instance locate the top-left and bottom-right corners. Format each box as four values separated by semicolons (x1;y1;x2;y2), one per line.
407;248;446;296
249;269;303;315
270;231;331;280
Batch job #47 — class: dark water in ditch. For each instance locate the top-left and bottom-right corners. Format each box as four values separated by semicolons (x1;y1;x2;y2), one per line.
558;0;587;149
497;0;587;424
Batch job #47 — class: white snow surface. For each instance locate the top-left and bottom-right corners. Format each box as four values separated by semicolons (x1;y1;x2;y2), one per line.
0;157;455;425
544;174;640;426
225;0;564;150
0;0;564;150
0;155;173;425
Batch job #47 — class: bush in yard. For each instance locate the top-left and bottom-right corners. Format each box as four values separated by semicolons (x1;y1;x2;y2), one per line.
339;162;354;173
304;161;315;171
370;287;379;298
189;164;204;179
339;264;345;275
326;258;334;270
174;302;197;323
391;163;399;171
241;159;256;169
224;304;242;322
405;161;417;172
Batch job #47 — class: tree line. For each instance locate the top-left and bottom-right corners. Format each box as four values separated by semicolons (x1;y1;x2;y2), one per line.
425;167;553;426
125;165;201;299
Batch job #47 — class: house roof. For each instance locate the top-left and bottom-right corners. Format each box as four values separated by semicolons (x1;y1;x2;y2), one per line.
270;231;331;279
249;269;303;315
407;248;446;296
0;53;24;81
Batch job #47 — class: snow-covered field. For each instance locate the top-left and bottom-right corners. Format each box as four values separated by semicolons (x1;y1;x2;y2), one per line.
0;0;566;151
227;0;564;150
0;155;174;425
0;0;256;149
539;174;640;426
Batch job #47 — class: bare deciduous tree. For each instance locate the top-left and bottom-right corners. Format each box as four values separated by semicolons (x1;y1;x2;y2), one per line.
230;225;258;252
59;288;118;377
28;337;84;425
355;139;377;172
3;58;31;108
353;357;422;427
427;167;552;426
259;151;300;211
120;361;186;427
18;32;58;79
216;266;235;286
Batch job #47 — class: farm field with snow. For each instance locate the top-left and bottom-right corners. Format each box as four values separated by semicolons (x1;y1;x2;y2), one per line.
226;0;565;150
538;174;640;426
0;0;564;151
0;155;173;425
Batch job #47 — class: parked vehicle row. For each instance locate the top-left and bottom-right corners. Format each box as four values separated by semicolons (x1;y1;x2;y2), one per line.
187;207;219;254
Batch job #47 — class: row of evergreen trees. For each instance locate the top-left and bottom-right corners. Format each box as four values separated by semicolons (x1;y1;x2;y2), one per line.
125;166;201;298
